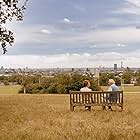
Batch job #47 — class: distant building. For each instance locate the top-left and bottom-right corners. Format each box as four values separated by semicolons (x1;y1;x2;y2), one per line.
95;69;100;78
114;64;117;73
0;66;4;74
121;61;123;69
89;68;95;74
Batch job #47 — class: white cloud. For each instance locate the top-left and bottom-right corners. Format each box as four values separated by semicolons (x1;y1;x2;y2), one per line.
117;43;126;47
115;0;140;15
1;51;140;68
6;21;140;52
63;18;72;24
81;27;140;44
89;44;97;48
125;0;140;7
41;29;52;34
61;18;80;26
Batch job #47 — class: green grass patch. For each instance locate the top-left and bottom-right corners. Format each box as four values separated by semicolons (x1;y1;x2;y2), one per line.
0;85;22;95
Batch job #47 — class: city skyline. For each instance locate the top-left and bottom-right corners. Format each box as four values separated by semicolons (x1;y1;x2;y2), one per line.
1;0;140;68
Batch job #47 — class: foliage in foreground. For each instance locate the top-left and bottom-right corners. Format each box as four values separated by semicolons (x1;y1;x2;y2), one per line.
0;0;28;53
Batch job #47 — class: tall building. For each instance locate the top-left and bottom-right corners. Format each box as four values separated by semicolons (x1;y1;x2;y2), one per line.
95;69;100;78
114;64;117;73
121;61;123;68
0;66;4;74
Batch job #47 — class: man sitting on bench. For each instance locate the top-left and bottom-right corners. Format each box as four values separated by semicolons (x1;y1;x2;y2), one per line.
107;79;119;110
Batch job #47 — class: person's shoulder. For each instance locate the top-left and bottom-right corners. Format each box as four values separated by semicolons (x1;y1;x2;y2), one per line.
80;87;84;91
111;84;117;87
111;84;119;90
80;87;92;92
88;88;92;91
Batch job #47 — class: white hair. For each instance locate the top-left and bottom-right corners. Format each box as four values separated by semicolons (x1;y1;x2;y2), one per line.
108;79;115;84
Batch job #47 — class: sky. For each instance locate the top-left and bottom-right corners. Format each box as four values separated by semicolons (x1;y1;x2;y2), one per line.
1;0;140;68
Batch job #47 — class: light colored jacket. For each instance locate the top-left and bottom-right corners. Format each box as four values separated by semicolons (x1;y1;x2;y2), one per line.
108;84;119;91
108;84;119;102
80;87;92;92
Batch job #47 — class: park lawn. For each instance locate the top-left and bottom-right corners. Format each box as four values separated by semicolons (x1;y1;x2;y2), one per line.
101;86;140;93
122;86;140;92
0;85;22;95
0;94;140;140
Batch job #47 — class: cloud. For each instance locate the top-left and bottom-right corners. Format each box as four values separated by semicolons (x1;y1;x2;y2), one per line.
89;44;97;48
1;51;140;68
62;18;73;24
81;27;140;44
33;26;140;44
41;29;52;34
114;0;140;16
117;43;126;47
125;0;140;7
7;23;140;55
3;0;140;68
60;17;96;32
136;26;140;29
73;4;87;12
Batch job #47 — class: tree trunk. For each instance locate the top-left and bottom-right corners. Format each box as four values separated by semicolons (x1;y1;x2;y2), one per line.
24;86;26;94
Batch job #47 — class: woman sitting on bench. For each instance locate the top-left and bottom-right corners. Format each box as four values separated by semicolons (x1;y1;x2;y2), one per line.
80;80;92;110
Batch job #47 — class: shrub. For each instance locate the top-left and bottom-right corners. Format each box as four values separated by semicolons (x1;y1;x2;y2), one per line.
40;88;48;94
47;84;57;94
56;84;67;94
3;81;9;86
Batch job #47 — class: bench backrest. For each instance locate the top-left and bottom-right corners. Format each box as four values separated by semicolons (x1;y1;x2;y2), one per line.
70;91;123;105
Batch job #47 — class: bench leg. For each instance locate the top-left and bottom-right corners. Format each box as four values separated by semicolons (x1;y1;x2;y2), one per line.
70;105;74;111
102;105;106;110
88;106;91;111
121;105;123;111
85;106;91;111
108;106;113;111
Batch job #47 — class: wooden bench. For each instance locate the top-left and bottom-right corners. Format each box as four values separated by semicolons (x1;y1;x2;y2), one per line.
69;91;123;111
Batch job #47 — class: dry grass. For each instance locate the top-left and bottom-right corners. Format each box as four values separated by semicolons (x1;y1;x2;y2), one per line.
0;94;140;140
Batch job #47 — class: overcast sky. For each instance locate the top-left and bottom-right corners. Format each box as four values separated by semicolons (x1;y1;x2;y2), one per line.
1;0;140;68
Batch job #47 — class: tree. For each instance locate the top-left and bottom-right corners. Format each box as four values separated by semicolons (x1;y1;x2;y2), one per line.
99;73;108;86
122;71;133;84
69;74;83;91
18;74;101;94
134;71;140;85
0;0;28;53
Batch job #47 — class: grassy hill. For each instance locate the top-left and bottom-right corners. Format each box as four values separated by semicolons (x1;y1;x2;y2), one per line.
0;94;140;140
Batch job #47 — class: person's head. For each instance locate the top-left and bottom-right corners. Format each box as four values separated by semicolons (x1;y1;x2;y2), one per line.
108;79;115;86
83;80;90;87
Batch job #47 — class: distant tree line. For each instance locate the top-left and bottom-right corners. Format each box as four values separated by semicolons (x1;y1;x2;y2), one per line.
0;74;22;85
99;71;140;86
0;73;100;94
1;70;140;93
99;73;121;86
18;74;100;94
